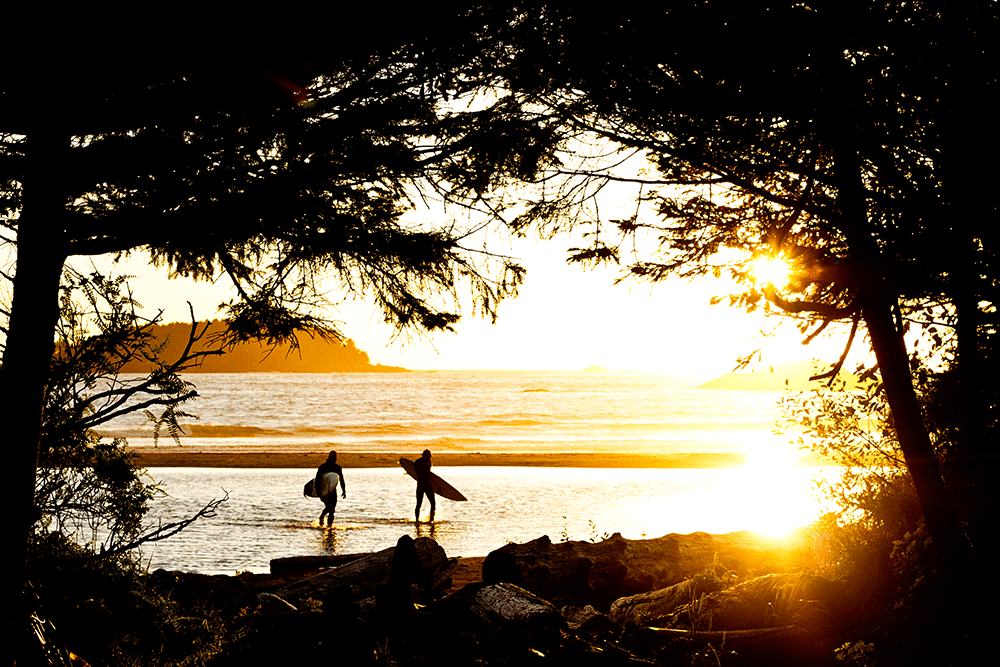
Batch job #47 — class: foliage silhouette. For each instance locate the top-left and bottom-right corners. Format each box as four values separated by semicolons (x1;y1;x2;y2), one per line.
779;365;981;665
484;1;995;576
27;269;232;664
2;9;562;598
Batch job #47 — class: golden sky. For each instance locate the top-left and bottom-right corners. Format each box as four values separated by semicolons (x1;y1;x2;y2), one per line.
87;233;854;381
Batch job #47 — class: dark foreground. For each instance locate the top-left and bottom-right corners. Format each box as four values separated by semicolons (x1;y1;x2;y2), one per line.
143;530;897;666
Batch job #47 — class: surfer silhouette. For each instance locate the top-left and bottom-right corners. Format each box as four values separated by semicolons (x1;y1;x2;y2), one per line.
413;449;435;523
315;450;347;526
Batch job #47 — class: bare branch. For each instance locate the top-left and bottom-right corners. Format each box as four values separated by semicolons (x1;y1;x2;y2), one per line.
810;312;862;385
84;493;229;561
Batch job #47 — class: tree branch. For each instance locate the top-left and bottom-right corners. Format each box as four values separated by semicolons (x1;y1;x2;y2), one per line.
86;493;229;561
763;283;859;320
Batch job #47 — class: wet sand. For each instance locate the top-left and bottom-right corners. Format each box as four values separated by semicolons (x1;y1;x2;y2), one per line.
128;448;831;469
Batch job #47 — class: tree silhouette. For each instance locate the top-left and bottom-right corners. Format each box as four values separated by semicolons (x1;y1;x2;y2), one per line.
2;10;561;601
493;1;994;575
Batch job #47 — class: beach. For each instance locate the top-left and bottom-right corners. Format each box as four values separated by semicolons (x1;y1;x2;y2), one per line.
115;372;838;574
105;371;810;474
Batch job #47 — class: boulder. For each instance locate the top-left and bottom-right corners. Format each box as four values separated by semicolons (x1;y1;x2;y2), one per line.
482;548;523;586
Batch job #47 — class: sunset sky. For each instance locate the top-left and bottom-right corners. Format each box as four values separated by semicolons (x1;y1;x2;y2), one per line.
86;229;855;382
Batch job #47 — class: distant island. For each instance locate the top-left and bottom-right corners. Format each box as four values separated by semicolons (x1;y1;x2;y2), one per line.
119;320;407;373
698;360;858;391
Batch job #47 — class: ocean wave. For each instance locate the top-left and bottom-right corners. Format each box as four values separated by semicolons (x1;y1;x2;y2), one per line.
98;418;776;443
93;372;787;453
96;424;293;439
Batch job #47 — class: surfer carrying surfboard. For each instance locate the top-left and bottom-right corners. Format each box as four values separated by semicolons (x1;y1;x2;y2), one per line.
315;450;347;527
413;449;435;523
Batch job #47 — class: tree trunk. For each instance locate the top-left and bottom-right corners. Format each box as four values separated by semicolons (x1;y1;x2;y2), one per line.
6;125;68;643
5;234;65;532
833;127;975;576
861;291;976;575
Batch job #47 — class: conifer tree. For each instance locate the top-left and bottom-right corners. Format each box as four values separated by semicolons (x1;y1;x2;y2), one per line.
2;9;561;606
490;1;994;575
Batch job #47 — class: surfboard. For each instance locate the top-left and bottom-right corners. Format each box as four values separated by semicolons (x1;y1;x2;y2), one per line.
303;472;340;498
399;457;467;501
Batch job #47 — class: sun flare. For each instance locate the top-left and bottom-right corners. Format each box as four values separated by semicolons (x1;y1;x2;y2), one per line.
750;255;792;290
734;444;815;536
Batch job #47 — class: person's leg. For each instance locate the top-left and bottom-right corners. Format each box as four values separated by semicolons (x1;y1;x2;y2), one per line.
415;488;423;522
428;491;436;522
322;495;337;526
328;495;337;526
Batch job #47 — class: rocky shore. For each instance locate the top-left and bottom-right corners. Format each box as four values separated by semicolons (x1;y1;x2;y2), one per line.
151;530;848;666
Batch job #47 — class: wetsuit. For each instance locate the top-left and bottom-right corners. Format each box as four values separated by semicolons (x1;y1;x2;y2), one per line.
414;455;435;521
315;459;345;525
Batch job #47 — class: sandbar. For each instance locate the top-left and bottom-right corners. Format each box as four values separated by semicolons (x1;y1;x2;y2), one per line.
127;448;831;469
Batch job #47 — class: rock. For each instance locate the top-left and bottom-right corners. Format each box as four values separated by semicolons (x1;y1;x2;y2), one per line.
482;548;523;586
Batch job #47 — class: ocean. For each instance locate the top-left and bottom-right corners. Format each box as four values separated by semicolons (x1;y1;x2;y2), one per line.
96;371;838;574
101;371;796;457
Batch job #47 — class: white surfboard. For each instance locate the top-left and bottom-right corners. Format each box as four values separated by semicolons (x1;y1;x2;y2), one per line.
399;458;467;501
303;472;340;498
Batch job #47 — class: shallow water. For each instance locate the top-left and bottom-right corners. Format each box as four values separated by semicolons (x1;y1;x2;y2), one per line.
94;371;837;574
138;465;839;575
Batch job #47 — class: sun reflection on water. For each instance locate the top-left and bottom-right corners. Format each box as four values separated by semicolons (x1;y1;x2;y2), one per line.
626;452;836;539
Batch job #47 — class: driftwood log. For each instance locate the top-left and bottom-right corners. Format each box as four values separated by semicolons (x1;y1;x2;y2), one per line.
471;582;566;629
274;536;457;610
492;531;806;612
609;575;727;627
269;553;369;577
613;572;846;632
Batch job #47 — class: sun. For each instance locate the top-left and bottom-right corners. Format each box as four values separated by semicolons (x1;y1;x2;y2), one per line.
750;255;792;290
